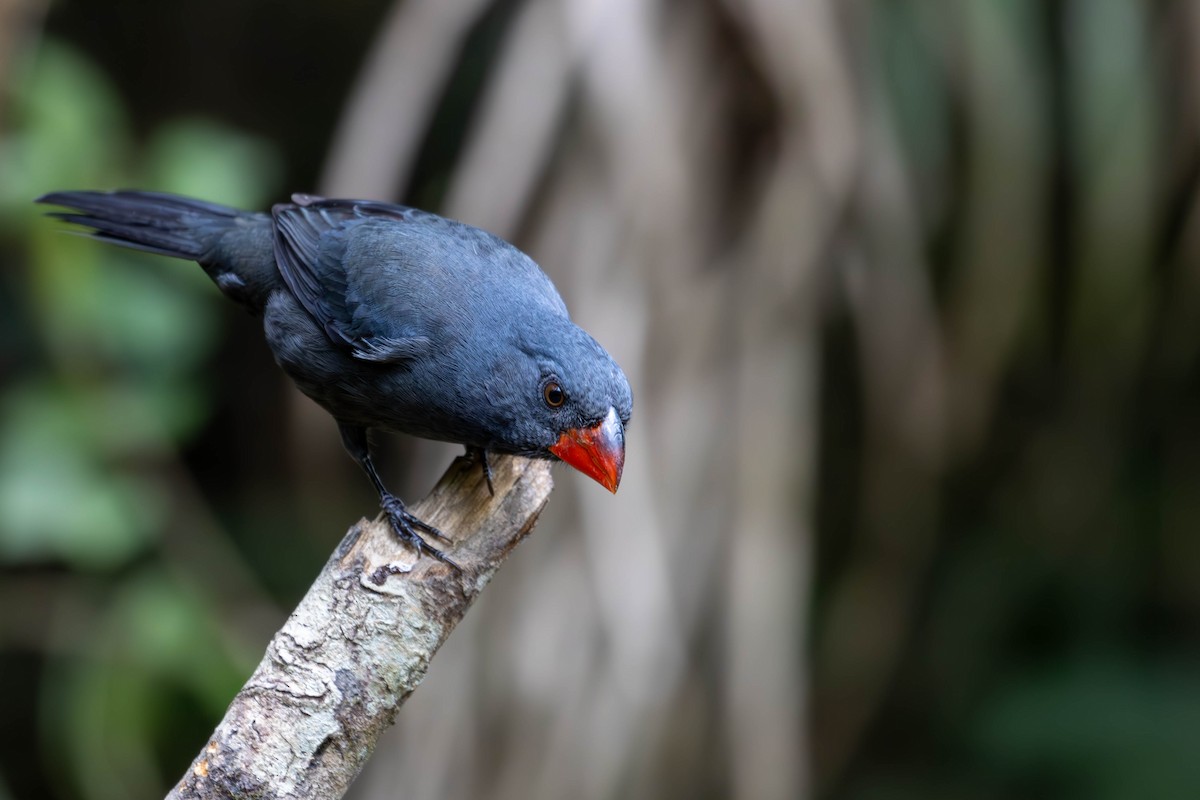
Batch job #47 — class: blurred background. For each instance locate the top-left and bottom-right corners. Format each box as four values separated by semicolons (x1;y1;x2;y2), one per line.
2;0;1200;798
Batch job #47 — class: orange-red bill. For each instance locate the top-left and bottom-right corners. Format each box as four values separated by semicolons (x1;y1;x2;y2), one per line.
549;407;625;493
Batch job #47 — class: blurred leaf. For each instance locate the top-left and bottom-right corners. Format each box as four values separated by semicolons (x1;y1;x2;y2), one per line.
872;0;950;200
1066;0;1155;366
0;383;167;567
974;653;1200;799
103;570;251;714
29;241;221;377
0;38;283;576
145;118;283;209
0;40;129;223
45;570;251;800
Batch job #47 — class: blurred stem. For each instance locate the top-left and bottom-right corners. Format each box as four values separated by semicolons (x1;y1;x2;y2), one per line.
0;0;47;130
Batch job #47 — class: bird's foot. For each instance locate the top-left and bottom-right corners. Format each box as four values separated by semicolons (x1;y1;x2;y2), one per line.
380;493;460;570
463;446;495;496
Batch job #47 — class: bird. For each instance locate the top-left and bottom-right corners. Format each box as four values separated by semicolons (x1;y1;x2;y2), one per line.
36;190;632;569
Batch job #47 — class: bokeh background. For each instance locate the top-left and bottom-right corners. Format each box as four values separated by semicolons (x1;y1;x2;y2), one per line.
3;1;1200;798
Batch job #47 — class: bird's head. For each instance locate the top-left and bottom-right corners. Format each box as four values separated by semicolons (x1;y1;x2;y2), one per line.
477;319;631;493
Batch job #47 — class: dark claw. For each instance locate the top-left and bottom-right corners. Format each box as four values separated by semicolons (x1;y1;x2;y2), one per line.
382;494;452;543
381;493;461;570
465;446;495;496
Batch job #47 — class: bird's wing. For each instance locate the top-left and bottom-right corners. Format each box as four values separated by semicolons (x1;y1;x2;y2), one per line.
271;195;435;363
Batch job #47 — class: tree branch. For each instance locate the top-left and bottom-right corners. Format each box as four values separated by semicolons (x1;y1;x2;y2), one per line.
165;455;554;800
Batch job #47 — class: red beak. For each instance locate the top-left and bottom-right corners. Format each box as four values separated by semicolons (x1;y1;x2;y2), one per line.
549;407;625;493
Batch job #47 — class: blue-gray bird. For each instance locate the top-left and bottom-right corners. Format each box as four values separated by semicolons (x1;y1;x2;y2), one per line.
37;190;632;568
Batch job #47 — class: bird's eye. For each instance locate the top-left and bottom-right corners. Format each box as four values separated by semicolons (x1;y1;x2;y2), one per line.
543;381;566;408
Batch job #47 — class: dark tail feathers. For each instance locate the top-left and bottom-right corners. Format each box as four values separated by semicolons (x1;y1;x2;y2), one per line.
36;190;241;261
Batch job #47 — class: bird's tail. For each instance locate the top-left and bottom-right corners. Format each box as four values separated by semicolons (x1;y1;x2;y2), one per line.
37;189;278;313
37;190;243;260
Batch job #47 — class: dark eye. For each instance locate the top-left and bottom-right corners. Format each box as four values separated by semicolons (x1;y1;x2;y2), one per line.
543;381;566;408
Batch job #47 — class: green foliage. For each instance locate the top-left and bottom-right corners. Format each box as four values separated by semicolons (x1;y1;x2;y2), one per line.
0;41;129;215
43;572;251;800
0;40;279;567
0;383;168;566
975;653;1200;800
0;39;278;800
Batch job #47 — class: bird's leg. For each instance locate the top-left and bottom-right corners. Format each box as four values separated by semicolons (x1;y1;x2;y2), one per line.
463;446;495;496
338;423;460;569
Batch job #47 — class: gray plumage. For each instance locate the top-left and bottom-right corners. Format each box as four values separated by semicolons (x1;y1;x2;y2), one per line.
38;189;632;566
